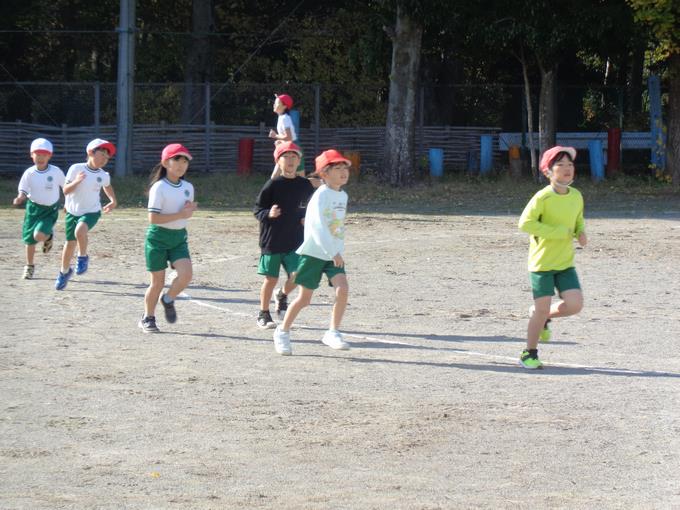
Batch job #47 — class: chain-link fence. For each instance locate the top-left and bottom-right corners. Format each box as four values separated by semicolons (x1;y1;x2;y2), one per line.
0;81;667;175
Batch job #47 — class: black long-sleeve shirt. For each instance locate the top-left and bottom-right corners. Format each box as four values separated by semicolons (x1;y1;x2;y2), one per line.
254;176;315;254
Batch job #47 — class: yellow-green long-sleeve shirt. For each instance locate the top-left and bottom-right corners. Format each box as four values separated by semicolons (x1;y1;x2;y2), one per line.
518;185;585;272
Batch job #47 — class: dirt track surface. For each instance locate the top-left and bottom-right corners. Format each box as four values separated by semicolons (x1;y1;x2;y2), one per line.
1;207;679;509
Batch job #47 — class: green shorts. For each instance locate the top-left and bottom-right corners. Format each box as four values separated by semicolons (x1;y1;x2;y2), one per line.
22;200;59;245
145;224;190;272
258;251;300;277
530;267;581;299
65;211;101;241
294;254;346;290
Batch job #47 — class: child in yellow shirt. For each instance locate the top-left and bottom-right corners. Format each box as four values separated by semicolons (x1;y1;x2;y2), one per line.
517;146;587;369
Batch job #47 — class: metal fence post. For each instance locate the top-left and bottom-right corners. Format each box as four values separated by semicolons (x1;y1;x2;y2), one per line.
314;83;320;156
205;82;211;172
94;81;100;137
418;86;424;160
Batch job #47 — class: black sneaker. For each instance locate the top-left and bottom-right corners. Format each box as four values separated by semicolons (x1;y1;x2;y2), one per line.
160;293;177;323
275;288;288;315
138;315;159;333
257;310;276;329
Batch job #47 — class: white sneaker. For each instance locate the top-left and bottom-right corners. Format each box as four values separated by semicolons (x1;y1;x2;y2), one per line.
322;330;350;350
273;326;292;356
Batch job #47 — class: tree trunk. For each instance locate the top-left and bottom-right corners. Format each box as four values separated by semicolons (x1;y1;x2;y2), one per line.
181;0;213;124
627;45;644;119
518;49;537;180
382;5;422;186
538;64;557;157
669;53;680;185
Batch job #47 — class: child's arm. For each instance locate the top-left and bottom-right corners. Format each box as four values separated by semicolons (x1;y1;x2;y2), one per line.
518;197;570;239
575;205;587;247
12;192;27;206
63;171;86;195
102;184;117;213
149;201;197;224
254;181;275;222
268;128;293;142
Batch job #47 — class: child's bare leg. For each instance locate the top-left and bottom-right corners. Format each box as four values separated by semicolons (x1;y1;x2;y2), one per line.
166;258;192;300
281;286;314;331
549;289;583;319
282;273;297;295
25;244;36;265
60;240;77;273
329;274;349;331
145;270;166;317
260;276;278;310
74;222;89;256
33;231;48;243
527;296;551;350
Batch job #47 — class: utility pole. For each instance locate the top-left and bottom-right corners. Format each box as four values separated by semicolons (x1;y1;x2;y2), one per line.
115;0;135;177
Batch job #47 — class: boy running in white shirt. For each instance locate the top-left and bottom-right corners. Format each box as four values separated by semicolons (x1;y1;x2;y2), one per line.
55;138;118;290
12;138;65;279
272;149;351;355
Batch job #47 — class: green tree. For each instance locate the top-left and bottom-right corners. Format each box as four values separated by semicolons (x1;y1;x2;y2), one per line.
628;0;680;183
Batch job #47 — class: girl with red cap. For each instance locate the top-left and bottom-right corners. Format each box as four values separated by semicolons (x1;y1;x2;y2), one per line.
517;146;587;369
138;143;197;333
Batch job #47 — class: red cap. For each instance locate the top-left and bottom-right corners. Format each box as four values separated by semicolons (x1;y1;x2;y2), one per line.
161;143;193;161
314;149;351;173
273;141;302;161
86;138;116;157
275;93;294;109
540;146;577;174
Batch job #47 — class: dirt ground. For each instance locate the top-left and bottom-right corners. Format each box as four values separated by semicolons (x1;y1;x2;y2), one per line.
1;204;679;509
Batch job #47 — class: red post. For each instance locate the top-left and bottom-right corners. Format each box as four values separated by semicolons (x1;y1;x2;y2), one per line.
606;128;621;175
237;138;254;175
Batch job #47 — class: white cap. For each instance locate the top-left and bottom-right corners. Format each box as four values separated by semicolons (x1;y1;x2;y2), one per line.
86;138;116;157
30;138;53;154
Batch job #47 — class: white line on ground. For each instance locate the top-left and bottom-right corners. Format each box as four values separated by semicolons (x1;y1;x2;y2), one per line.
178;290;661;375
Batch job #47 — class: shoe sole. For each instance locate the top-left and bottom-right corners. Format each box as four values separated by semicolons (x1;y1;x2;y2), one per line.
275;348;292;355
519;360;544;370
138;325;160;333
258;322;277;330
322;340;350;350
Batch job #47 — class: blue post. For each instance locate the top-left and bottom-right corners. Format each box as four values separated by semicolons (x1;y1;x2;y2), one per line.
480;135;493;174
648;75;666;171
588;140;604;182
428;148;443;177
289;109;300;137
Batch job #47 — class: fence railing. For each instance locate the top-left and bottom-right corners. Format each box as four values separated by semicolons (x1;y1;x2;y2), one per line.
0;121;501;175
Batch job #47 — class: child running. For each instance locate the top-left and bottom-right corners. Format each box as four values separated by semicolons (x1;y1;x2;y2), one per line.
518;145;587;369
55;138;117;290
139;144;197;333
268;93;298;179
13;138;65;279
272;149;351;356
254;141;316;329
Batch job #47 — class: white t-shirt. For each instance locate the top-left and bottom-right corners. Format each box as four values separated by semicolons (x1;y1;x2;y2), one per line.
64;163;111;216
18;164;65;206
277;113;297;142
148;178;195;230
297;184;347;260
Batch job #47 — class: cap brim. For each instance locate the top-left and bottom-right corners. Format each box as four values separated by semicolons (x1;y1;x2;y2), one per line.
169;151;192;160
32;149;52;155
